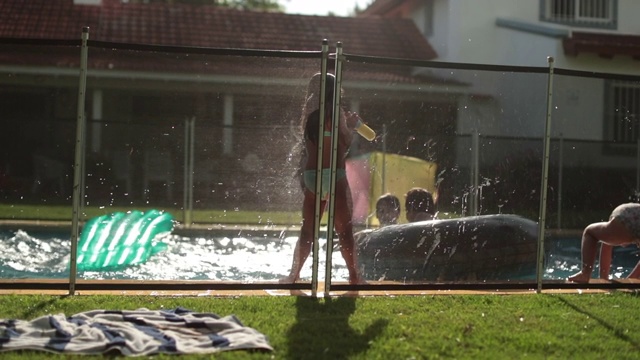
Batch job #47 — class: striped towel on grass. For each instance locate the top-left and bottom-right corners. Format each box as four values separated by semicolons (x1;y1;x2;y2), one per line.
0;307;272;356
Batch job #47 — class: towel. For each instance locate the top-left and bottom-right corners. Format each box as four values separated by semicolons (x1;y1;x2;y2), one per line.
0;307;272;356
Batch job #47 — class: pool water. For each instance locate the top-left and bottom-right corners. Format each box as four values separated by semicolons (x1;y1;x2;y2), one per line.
0;228;349;281
0;229;638;282
545;237;640;280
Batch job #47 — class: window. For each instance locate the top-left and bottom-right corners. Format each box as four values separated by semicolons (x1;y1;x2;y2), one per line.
541;0;616;29
606;80;640;144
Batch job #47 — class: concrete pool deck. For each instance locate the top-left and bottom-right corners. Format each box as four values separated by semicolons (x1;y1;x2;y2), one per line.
1;279;638;297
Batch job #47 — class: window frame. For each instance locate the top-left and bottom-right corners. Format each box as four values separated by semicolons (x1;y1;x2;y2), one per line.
603;79;640;156
539;0;617;29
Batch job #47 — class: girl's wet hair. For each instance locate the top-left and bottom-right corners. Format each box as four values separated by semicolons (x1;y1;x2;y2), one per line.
304;72;336;115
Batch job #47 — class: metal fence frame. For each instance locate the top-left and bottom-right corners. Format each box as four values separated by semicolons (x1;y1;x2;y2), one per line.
1;29;640;295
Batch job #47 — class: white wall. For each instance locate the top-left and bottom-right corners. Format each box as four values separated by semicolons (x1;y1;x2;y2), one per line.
422;0;640;72
617;0;640;33
429;0;540;64
427;0;450;61
552;77;605;140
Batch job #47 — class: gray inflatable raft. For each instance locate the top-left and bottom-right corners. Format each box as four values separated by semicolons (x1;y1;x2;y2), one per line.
356;214;540;282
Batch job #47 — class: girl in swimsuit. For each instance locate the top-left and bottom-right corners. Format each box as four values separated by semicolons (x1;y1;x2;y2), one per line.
568;202;640;283
281;72;366;285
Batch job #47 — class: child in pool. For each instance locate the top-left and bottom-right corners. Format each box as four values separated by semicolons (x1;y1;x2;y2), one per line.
405;187;437;222
375;193;401;227
568;202;640;282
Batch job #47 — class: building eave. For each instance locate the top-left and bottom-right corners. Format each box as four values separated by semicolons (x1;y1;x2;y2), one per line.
563;32;640;60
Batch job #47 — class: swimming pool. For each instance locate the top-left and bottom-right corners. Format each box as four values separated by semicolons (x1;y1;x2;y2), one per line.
1;227;638;282
545;236;640;280
0;227;349;282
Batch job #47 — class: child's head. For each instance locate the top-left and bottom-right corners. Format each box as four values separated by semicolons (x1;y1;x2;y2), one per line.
405;187;435;222
305;72;336;113
376;193;400;226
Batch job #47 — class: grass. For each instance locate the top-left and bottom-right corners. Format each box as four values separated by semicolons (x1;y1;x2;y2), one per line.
0;293;639;359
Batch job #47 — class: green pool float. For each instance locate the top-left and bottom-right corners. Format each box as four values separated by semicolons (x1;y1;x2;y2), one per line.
76;209;174;271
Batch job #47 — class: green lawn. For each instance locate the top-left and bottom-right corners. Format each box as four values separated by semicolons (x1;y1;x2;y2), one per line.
0;293;639;359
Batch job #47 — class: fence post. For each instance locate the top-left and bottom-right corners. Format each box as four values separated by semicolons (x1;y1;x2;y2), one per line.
183;116;195;227
382;123;387;195
557;133;564;229
470;130;480;216
69;27;90;296
324;41;345;297
536;56;555;294
310;40;329;297
636;137;640;194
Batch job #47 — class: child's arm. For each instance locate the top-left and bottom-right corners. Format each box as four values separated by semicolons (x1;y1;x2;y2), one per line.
598;243;613;279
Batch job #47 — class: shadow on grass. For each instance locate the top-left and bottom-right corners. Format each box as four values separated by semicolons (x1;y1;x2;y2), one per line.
555;295;640;351
17;296;64;320
286;296;388;359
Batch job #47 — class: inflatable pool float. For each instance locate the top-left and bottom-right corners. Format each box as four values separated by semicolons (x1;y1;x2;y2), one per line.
76;209;174;271
356;214;540;282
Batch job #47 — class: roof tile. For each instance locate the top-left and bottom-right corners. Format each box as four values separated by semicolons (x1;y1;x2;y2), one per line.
0;0;437;60
563;31;640;59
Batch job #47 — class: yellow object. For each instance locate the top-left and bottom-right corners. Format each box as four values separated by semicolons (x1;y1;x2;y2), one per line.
354;120;376;141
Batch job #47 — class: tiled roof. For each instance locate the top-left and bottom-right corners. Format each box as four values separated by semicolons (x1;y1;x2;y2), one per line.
563;32;640;60
0;0;101;39
0;0;437;60
359;0;406;17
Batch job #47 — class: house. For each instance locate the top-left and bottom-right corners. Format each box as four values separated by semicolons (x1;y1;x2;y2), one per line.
0;0;468;213
362;0;640;216
361;0;640;142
